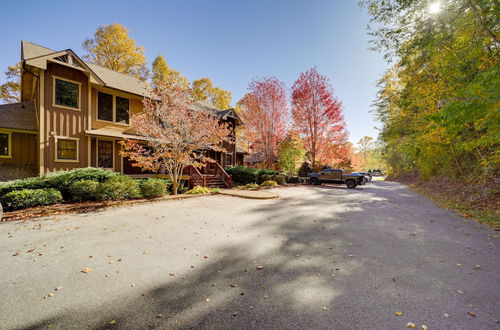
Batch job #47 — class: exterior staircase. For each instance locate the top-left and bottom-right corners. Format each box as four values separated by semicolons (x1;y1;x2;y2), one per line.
184;162;233;189
203;174;228;188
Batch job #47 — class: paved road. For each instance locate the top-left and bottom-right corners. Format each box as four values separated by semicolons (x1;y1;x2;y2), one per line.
0;182;498;329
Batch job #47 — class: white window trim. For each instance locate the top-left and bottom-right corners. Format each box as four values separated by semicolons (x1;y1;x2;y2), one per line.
54;136;80;163
96;91;130;126
0;130;12;159
96;138;115;170
52;76;81;111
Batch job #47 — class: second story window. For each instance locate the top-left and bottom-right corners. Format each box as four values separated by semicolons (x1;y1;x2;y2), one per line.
54;78;80;109
116;96;130;124
98;92;113;121
97;92;130;124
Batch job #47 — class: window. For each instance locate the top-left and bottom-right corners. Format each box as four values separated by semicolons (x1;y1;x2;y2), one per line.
97;140;114;168
116;96;130;124
98;92;113;121
56;138;78;161
54;78;79;109
225;153;233;166
0;132;11;157
97;92;130;125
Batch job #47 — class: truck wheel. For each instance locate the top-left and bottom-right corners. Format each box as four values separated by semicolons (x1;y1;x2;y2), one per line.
346;180;357;189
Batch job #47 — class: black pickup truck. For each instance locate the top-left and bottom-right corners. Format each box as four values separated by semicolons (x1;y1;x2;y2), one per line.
308;169;365;188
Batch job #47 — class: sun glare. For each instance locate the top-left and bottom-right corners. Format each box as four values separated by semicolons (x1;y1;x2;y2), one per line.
428;2;442;14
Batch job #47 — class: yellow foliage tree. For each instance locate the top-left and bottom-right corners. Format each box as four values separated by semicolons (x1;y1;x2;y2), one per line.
82;23;148;79
151;55;189;90
191;77;232;109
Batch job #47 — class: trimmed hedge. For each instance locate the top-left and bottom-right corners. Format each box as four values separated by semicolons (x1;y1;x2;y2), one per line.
225;166;277;185
0;167;119;198
69;180;100;202
94;176;140;201
140;179;168;198
1;188;62;211
273;174;286;185
185;185;220;194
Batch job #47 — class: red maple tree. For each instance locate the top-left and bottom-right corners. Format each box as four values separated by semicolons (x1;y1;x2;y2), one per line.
121;82;232;194
238;77;289;167
291;68;348;170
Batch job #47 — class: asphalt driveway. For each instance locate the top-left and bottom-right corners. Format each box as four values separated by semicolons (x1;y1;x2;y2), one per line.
0;182;498;329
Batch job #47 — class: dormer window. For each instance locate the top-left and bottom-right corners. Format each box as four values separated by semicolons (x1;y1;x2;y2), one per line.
97;92;130;125
53;77;80;110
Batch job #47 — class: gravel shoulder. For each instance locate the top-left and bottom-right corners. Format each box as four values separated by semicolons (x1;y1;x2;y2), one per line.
0;182;498;329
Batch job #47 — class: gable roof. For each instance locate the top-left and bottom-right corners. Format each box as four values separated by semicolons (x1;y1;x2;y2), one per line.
22;41;149;97
0;102;37;131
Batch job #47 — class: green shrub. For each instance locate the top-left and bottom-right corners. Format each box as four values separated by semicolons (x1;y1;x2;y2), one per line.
225;166;277;185
0;176;50;196
260;180;278;187
46;168;119;199
69;180;99;202
0;167;118;198
1;188;62;211
244;183;259;190
285;175;302;184
298;162;313;177
95;176;140;201
185;185;219;194
273;174;286;185
260;174;273;183
225;166;259;185
140;179;168;198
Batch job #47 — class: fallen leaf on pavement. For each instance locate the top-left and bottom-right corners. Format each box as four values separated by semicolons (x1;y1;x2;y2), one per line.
395;311;404;316
109;320;116;325
44;293;54;299
322;306;327;310
457;290;464;294
81;267;92;273
256;265;264;270
473;265;481;270
468;312;476;317
407;323;416;328
443;313;450;318
204;255;209;259
233;312;239;317
88;255;94;258
155;314;163;318
230;284;238;287
421;325;429;330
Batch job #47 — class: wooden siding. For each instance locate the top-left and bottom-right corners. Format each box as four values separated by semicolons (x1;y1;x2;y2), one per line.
90;86;143;134
42;63;90;172
0;132;37;165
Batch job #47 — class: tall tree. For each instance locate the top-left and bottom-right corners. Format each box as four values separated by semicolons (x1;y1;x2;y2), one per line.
82;23;148;79
357;136;374;164
291;68;348;170
363;0;499;178
239;77;289;167
151;55;189;90
278;134;305;175
192;78;232;109
0;63;21;104
121;82;232;195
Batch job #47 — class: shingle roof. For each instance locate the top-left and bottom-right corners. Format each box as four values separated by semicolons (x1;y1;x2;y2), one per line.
21;41;54;60
0;102;37;131
22;41;149;97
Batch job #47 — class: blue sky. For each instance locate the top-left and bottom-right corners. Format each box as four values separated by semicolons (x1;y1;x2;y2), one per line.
0;0;388;144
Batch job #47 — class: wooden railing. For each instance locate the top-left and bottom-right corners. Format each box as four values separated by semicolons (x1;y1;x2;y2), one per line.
185;165;206;188
208;162;233;188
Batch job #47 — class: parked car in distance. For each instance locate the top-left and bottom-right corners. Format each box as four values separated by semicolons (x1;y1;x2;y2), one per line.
371;169;383;176
308;169;365;188
355;172;372;183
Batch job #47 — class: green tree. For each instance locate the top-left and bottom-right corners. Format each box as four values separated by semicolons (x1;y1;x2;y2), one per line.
82;23;148;79
278;135;305;175
151;55;189;90
0;63;20;104
363;0;499;178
